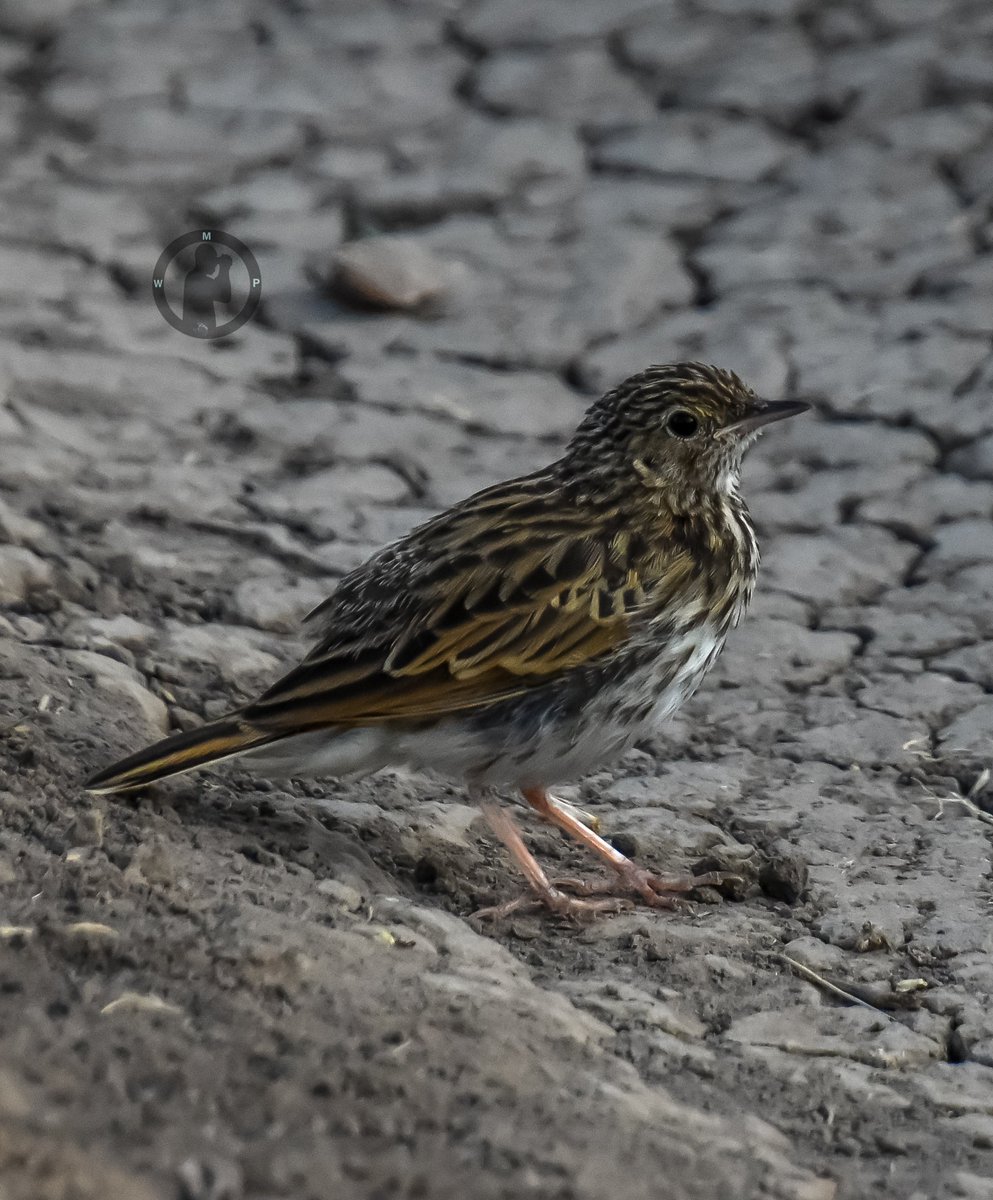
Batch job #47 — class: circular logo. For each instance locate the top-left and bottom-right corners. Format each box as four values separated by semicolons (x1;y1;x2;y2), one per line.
152;230;262;339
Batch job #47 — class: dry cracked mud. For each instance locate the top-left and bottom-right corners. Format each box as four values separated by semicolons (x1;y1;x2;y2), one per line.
2;1;993;1198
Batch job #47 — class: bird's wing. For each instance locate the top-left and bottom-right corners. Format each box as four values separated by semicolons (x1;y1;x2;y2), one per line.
242;476;693;731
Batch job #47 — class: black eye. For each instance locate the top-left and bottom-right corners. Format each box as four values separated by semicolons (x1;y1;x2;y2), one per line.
666;409;699;439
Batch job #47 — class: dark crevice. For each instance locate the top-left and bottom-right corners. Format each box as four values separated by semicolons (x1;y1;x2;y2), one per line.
821;623;875;658
370;455;430;501
106;261;141;298
935;158;974;208
441;16;490;64
865;521;935;559
434;347;550;373
669;227;717;309
295;330;350;368
837;495;861;525
354;193;500;233
560;358;594;396
603;29;659;105
946;1021;968;1064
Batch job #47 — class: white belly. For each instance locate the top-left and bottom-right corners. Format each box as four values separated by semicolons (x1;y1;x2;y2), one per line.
243;623;727;790
400;622;727;787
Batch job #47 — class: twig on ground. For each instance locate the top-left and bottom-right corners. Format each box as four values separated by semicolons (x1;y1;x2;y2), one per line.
779;954;888;1014
915;773;993;828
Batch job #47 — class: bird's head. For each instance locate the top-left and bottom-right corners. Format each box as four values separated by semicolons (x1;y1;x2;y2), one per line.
564;362;809;503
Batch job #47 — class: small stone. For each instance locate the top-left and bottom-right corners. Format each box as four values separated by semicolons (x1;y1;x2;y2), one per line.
233;575;329;633
163;623;281;693
67;807;105;848
759;844;809;904
70;650;169;737
78;615;156;652
331;236;448;309
315;879;364;911
816;908;908;954
0;544;53;604
62;921;118;941
124;842;178;888
55;922;120;959
0;925;33;943
100;992;182;1018
691;857;757;902
0;497;47;546
177;1156;244;1200
64;846;98;866
782;936;849;975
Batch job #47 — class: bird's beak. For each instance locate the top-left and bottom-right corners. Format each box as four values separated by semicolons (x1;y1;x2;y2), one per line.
719;399;811;437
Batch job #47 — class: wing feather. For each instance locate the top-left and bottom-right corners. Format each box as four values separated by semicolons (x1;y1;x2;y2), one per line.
241;474;681;732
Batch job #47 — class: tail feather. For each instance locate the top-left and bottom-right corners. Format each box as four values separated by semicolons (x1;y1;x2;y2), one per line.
84;717;281;795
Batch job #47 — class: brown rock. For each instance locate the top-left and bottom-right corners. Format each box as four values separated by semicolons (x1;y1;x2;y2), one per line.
331;236;448;309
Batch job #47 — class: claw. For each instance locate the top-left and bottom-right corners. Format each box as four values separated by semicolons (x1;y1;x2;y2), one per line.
473;889;628;922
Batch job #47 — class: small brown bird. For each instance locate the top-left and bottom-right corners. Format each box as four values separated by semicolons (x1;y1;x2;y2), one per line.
86;363;808;916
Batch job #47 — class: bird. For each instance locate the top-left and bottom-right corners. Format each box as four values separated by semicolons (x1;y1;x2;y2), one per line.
85;362;809;917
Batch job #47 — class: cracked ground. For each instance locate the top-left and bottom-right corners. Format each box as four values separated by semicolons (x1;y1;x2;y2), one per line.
1;0;993;1197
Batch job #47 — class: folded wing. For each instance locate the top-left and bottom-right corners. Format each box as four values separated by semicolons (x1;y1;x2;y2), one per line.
242;479;678;732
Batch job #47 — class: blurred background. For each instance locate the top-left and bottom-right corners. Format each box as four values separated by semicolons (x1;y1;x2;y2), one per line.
1;1;993;1198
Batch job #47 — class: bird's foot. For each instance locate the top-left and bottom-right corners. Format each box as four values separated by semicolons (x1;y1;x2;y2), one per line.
476;803;628;921
473;886;629;922
553;865;740;911
520;788;740;911
621;862;740;908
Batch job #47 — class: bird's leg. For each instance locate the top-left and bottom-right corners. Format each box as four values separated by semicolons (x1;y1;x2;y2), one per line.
522;787;735;909
474;803;627;920
547;794;602;833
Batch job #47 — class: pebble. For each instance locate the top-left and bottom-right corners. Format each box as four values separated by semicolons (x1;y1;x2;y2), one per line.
233;575;328;633
331;236;449;309
315;879;364;911
0;545;53;604
77;615;156;651
69;650;169;737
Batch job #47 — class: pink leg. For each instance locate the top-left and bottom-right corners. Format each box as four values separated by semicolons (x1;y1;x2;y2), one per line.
522;787;736;909
474;803;628;920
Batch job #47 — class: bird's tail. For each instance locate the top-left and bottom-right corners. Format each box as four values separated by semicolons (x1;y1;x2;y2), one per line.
84;716;282;795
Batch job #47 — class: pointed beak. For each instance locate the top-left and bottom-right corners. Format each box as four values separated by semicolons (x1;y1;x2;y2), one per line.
720;399;811;437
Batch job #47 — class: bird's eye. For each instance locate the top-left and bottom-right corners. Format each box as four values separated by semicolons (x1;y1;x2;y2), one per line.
666;410;699;439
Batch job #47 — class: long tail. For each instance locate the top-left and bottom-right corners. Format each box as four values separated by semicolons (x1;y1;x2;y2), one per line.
84;716;284;795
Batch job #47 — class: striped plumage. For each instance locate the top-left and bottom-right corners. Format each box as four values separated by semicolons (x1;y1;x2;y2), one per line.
86;363;808;915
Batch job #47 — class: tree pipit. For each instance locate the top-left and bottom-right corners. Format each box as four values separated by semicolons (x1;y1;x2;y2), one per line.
86;363;808;918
